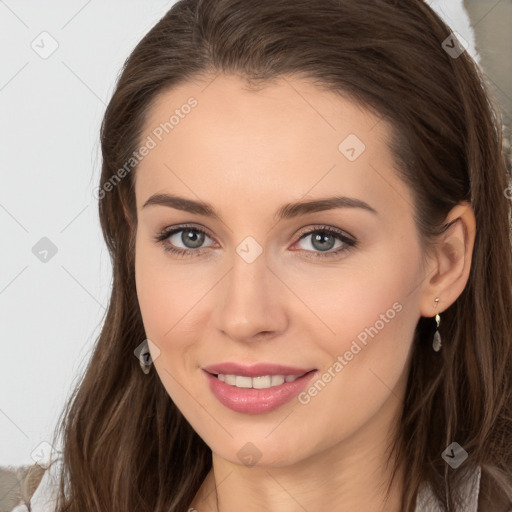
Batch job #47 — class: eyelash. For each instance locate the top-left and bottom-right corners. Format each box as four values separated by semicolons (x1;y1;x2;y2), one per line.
153;224;357;260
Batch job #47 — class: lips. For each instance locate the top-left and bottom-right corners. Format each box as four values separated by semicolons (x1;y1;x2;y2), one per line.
202;362;319;414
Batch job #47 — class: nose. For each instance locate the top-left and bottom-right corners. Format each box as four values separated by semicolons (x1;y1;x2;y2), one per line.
213;252;288;343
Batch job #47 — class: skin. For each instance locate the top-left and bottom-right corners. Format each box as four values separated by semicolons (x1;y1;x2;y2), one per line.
132;73;476;512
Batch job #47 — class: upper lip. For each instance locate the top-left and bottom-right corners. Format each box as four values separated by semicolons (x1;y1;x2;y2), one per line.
202;362;316;377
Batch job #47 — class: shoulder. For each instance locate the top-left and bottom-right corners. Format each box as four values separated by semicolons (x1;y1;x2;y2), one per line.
4;461;61;512
415;465;481;512
29;461;61;512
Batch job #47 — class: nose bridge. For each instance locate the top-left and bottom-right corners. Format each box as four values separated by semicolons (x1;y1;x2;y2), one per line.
215;243;286;341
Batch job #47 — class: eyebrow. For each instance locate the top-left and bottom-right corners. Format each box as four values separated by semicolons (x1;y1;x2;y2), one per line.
141;193;378;221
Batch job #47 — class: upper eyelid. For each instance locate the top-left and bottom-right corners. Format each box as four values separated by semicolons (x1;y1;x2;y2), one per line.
297;225;354;240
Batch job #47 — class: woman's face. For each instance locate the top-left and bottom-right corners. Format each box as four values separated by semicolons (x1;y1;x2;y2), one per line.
134;73;428;467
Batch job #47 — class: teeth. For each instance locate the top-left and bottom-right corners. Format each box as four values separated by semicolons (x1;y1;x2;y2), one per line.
216;373;302;389
236;376;252;388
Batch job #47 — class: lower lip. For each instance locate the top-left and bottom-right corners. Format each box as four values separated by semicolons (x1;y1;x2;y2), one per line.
204;370;318;414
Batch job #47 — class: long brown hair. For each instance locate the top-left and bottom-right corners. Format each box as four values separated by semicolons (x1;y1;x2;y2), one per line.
48;1;512;510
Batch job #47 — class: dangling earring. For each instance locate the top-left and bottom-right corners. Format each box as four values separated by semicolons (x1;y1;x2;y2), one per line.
433;297;442;352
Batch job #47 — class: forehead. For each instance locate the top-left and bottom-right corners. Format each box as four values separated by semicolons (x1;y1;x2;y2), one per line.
134;73;412;218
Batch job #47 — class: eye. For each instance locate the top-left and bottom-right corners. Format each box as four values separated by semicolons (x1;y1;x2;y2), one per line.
292;225;356;259
154;224;215;258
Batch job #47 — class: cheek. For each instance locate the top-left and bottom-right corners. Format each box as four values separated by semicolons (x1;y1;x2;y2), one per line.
285;247;421;354
135;245;170;337
134;237;189;375
135;237;199;338
134;245;192;405
134;238;214;389
293;250;421;424
134;242;216;434
288;248;421;410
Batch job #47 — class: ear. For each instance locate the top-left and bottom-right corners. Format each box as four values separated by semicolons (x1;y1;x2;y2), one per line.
419;201;476;317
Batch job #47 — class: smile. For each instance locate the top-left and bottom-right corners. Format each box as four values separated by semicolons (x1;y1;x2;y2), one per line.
203;367;318;414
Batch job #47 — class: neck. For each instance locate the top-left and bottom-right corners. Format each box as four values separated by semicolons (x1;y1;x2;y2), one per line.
189;389;407;512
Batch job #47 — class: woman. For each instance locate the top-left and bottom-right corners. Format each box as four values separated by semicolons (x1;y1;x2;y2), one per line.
32;0;512;511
